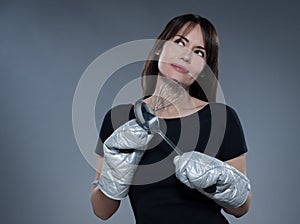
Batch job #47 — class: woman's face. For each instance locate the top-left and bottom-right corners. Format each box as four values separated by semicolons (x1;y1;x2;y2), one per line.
158;24;206;87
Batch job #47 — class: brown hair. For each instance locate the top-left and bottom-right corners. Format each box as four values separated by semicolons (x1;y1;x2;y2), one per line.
142;14;220;102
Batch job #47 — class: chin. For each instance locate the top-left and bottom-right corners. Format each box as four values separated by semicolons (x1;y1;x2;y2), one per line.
159;71;194;86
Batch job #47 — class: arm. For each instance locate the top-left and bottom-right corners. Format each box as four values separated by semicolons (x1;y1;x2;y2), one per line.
90;119;153;220
90;156;120;220
223;154;251;218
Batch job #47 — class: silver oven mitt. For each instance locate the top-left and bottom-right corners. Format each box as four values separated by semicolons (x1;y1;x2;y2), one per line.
95;119;153;200
174;151;251;208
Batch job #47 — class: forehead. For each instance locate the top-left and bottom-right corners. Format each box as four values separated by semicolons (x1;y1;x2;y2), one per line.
175;23;205;46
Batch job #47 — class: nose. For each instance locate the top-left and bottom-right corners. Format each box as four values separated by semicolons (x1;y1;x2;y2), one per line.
180;48;192;63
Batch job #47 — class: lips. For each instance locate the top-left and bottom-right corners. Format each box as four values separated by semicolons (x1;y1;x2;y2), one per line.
171;64;189;74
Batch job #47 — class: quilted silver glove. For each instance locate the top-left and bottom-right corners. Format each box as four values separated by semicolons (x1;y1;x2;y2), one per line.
174;151;251;208
95;119;153;200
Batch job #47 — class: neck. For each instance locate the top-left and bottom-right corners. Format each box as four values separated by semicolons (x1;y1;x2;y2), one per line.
146;75;201;117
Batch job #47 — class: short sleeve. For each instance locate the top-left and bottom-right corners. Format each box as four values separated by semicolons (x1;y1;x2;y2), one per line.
95;104;134;156
217;105;248;161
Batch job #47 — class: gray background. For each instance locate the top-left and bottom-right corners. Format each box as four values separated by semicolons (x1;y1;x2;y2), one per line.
1;0;299;223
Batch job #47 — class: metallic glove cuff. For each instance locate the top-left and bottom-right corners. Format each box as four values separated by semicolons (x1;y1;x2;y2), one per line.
92;178;129;201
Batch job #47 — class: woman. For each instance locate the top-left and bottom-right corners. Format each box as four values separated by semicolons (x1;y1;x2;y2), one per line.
90;14;251;223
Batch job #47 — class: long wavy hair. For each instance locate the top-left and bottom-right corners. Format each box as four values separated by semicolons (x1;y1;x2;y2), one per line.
141;14;220;102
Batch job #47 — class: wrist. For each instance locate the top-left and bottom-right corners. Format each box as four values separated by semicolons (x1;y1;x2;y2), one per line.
91;179;99;190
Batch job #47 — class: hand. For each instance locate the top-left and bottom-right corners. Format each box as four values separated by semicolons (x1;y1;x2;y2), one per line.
95;119;153;200
104;119;153;151
173;151;251;208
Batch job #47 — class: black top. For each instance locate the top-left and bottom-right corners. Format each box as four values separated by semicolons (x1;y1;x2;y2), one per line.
96;103;248;224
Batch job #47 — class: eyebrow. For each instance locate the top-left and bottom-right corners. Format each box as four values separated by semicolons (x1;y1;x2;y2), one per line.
175;35;206;50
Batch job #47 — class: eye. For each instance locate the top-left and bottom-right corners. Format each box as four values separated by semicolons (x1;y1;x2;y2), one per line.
174;38;185;47
194;49;205;58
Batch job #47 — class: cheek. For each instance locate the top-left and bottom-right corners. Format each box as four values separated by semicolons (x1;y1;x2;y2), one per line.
157;49;173;73
157;60;164;73
158;61;173;78
159;47;174;63
190;57;206;78
158;41;183;64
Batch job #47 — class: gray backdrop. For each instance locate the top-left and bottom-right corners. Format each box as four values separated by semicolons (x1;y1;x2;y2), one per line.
1;0;299;223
